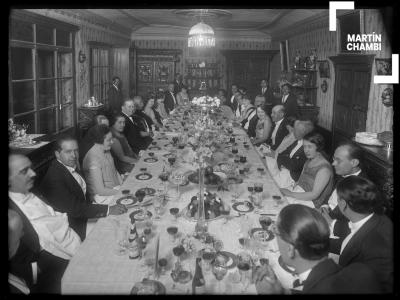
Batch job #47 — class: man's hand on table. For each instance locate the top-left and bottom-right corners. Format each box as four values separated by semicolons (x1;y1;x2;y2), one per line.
109;203;127;215
253;263;284;294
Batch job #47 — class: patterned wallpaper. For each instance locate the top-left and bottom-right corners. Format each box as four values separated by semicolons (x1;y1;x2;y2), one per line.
132;39;272;91
270;9;393;133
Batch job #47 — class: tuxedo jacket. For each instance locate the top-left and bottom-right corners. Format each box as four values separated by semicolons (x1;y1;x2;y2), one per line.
279;93;299;118
260;87;274;104
107;86;123;115
122;113;152;154
9;197;69;293
267;118;289;151
247;115;259;138
39;160;108;241
227;94;239;113
164;91;177;114
302;258;381;294
337;214;393;293
276;140;307;182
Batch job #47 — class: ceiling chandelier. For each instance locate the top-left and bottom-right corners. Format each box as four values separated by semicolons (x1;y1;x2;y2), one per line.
188;9;215;48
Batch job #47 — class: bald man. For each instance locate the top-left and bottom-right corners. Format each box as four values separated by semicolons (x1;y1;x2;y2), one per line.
267;105;289;151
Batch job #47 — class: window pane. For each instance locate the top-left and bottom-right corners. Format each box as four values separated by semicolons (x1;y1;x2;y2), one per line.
36;25;54;45
57;52;72;77
56;29;70;47
13;113;35;134
12;81;34;114
39;108;56;134
59;104;73;130
10;19;33;42
38;50;54;78
58;78;73;104
38;80;55;108
11;47;33;80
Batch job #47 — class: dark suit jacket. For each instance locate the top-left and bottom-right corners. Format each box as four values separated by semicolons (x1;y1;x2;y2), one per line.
280;93;299;118
302;259;381;294
267;118;289;151
164;91;176;114
227;94;239;113
9;197;69;293
107;85;123;116
261;87;274;104
337;214;393;293
276;140;307;182
247;115;258;138
39;160;108;240
122;113;143;154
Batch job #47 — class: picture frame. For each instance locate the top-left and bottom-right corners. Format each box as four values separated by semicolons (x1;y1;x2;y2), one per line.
318;60;330;78
375;58;392;75
280;40;290;72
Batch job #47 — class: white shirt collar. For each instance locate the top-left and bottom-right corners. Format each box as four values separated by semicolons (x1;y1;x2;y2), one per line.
275;118;284;127
349;213;374;232
343;169;362;178
298;268;312;284
9;191;34;205
113;84;118;90
57;159;77;173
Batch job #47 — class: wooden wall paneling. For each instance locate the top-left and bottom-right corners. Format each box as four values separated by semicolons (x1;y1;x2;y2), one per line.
112;47;129;97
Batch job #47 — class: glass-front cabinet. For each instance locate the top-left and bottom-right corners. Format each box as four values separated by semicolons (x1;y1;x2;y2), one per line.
9;10;78;135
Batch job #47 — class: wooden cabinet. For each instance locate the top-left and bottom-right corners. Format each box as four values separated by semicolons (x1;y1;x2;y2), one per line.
186;61;221;92
77;105;105;139
221;50;278;99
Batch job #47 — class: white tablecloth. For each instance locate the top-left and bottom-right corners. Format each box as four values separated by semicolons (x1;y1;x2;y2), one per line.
61;124;297;294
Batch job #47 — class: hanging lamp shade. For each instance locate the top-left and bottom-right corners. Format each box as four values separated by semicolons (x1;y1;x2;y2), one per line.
188;21;215;48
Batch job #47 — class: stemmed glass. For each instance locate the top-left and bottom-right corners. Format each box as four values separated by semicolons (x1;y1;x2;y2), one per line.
232;145;238;155
114;219;130;256
153;196;163;220
159;168;170;195
231;183;240;203
136;190;146;205
254;182;264;208
168;156;176;169
170;207;180;222
167;226;179;243
212;262;228;294
257;167;265;178
237;261;252;292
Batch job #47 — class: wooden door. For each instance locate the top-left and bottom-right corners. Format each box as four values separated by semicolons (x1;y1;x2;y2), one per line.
112;47;129;97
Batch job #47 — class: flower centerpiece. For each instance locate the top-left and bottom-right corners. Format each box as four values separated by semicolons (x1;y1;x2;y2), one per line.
192;96;221;109
8;118;29;144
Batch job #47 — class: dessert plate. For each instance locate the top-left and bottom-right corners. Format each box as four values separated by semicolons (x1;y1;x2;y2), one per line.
250;228;274;244
135;187;156;197
144;157;158;163
135;173;153;180
232;201;254;213
148;146;161;151
129;209;153;221
116;195;137;207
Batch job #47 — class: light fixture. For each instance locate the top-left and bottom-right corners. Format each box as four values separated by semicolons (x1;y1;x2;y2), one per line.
188;10;215;48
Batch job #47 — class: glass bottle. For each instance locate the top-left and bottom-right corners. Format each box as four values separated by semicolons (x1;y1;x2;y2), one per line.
192;257;206;294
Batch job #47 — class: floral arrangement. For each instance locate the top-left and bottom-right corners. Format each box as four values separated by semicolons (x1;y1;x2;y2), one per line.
192;96;221;107
8;118;28;141
179;235;196;255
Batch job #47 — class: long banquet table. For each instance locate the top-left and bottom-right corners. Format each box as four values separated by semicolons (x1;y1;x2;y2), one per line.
61;106;298;294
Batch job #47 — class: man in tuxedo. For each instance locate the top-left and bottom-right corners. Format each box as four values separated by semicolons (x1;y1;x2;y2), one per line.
227;83;240;113
107;76;123;117
279;83;298;118
260;79;274;105
173;73;183;96
121;98;152;154
267;105;289;151
164;82;178;114
273;120;314;187
39;135;126;241
333;176;393;293
253;204;381;294
9;153;82;293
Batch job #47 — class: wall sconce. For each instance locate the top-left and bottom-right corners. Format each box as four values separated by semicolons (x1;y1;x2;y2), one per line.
78;50;86;63
381;87;393;107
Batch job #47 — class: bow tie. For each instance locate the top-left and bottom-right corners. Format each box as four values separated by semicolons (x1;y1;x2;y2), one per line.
292;278;304;288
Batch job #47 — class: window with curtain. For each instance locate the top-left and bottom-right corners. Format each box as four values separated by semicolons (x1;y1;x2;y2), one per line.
9;12;76;135
90;45;112;102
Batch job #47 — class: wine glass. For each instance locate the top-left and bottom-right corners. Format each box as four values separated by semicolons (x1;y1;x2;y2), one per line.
237;261;251;292
254;182;264;207
159;170;169;195
153;196;163;220
259;215;273;230
202;250;216;273
257;167;265;178
158;258;168;276
148;152;155;157
232;145;238;155
114;220;130;256
272;195;283;208
231;182;240;203
140;167;147;173
136;190;146;204
170;207;180;222
168;156;176;168
167;226;178;243
212;263;228;294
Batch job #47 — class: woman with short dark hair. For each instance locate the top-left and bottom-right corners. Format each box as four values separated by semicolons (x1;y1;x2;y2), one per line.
280;131;334;208
251;105;273;146
143;95;163;129
82;124;122;204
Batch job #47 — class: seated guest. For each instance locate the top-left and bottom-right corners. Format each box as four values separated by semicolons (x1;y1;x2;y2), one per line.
176;85;189;105
269;120;314;188
110;114;138;174
228;83;239;112
279;83;298;118
267;105;289;151
280;132;334;208
233;92;244;118
143;94;163;129
82;124;123;204
9;154;81;293
39;135;126;240
319;143;369;249
133;95;154;131
9;209;31;294
332;176;393;293
94;114;109;126
254;94;266;108
155;91;168;119
240;95;257;131
164;82;178;114
254;204;381;294
251;105;273;146
273;116;297;157
218;91;234;120
217;88;227;104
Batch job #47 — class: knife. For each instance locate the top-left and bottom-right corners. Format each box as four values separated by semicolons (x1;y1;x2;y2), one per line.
154;235;160;279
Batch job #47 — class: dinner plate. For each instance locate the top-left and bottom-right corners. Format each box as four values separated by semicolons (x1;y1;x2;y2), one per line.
144;157;158;163
135;173;153;180
135;187;156;197
148;146;161;151
129;209;153;221
215;251;238;269
278;255;296;276
168;174;189;186
116;195;137;207
250;228;274;243
131;279;166;295
232;201;254;213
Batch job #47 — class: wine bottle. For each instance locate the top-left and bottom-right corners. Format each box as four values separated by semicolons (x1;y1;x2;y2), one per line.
192;257;205;294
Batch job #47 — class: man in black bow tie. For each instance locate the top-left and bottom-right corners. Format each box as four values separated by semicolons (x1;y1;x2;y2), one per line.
39;135;126;241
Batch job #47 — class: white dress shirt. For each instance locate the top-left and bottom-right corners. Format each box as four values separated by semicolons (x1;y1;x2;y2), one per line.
9;273;30;294
262;87;267;95
289;139;303;158
9;192;81;260
271;118;284;146
282;94;289;104
113;84;119;91
170;91;177;105
244;109;257;130
230;95;235;104
340;213;374;254
122;111;133;124
58;160;87;195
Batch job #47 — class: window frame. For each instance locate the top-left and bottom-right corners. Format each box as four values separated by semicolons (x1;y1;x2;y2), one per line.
89;41;112;103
